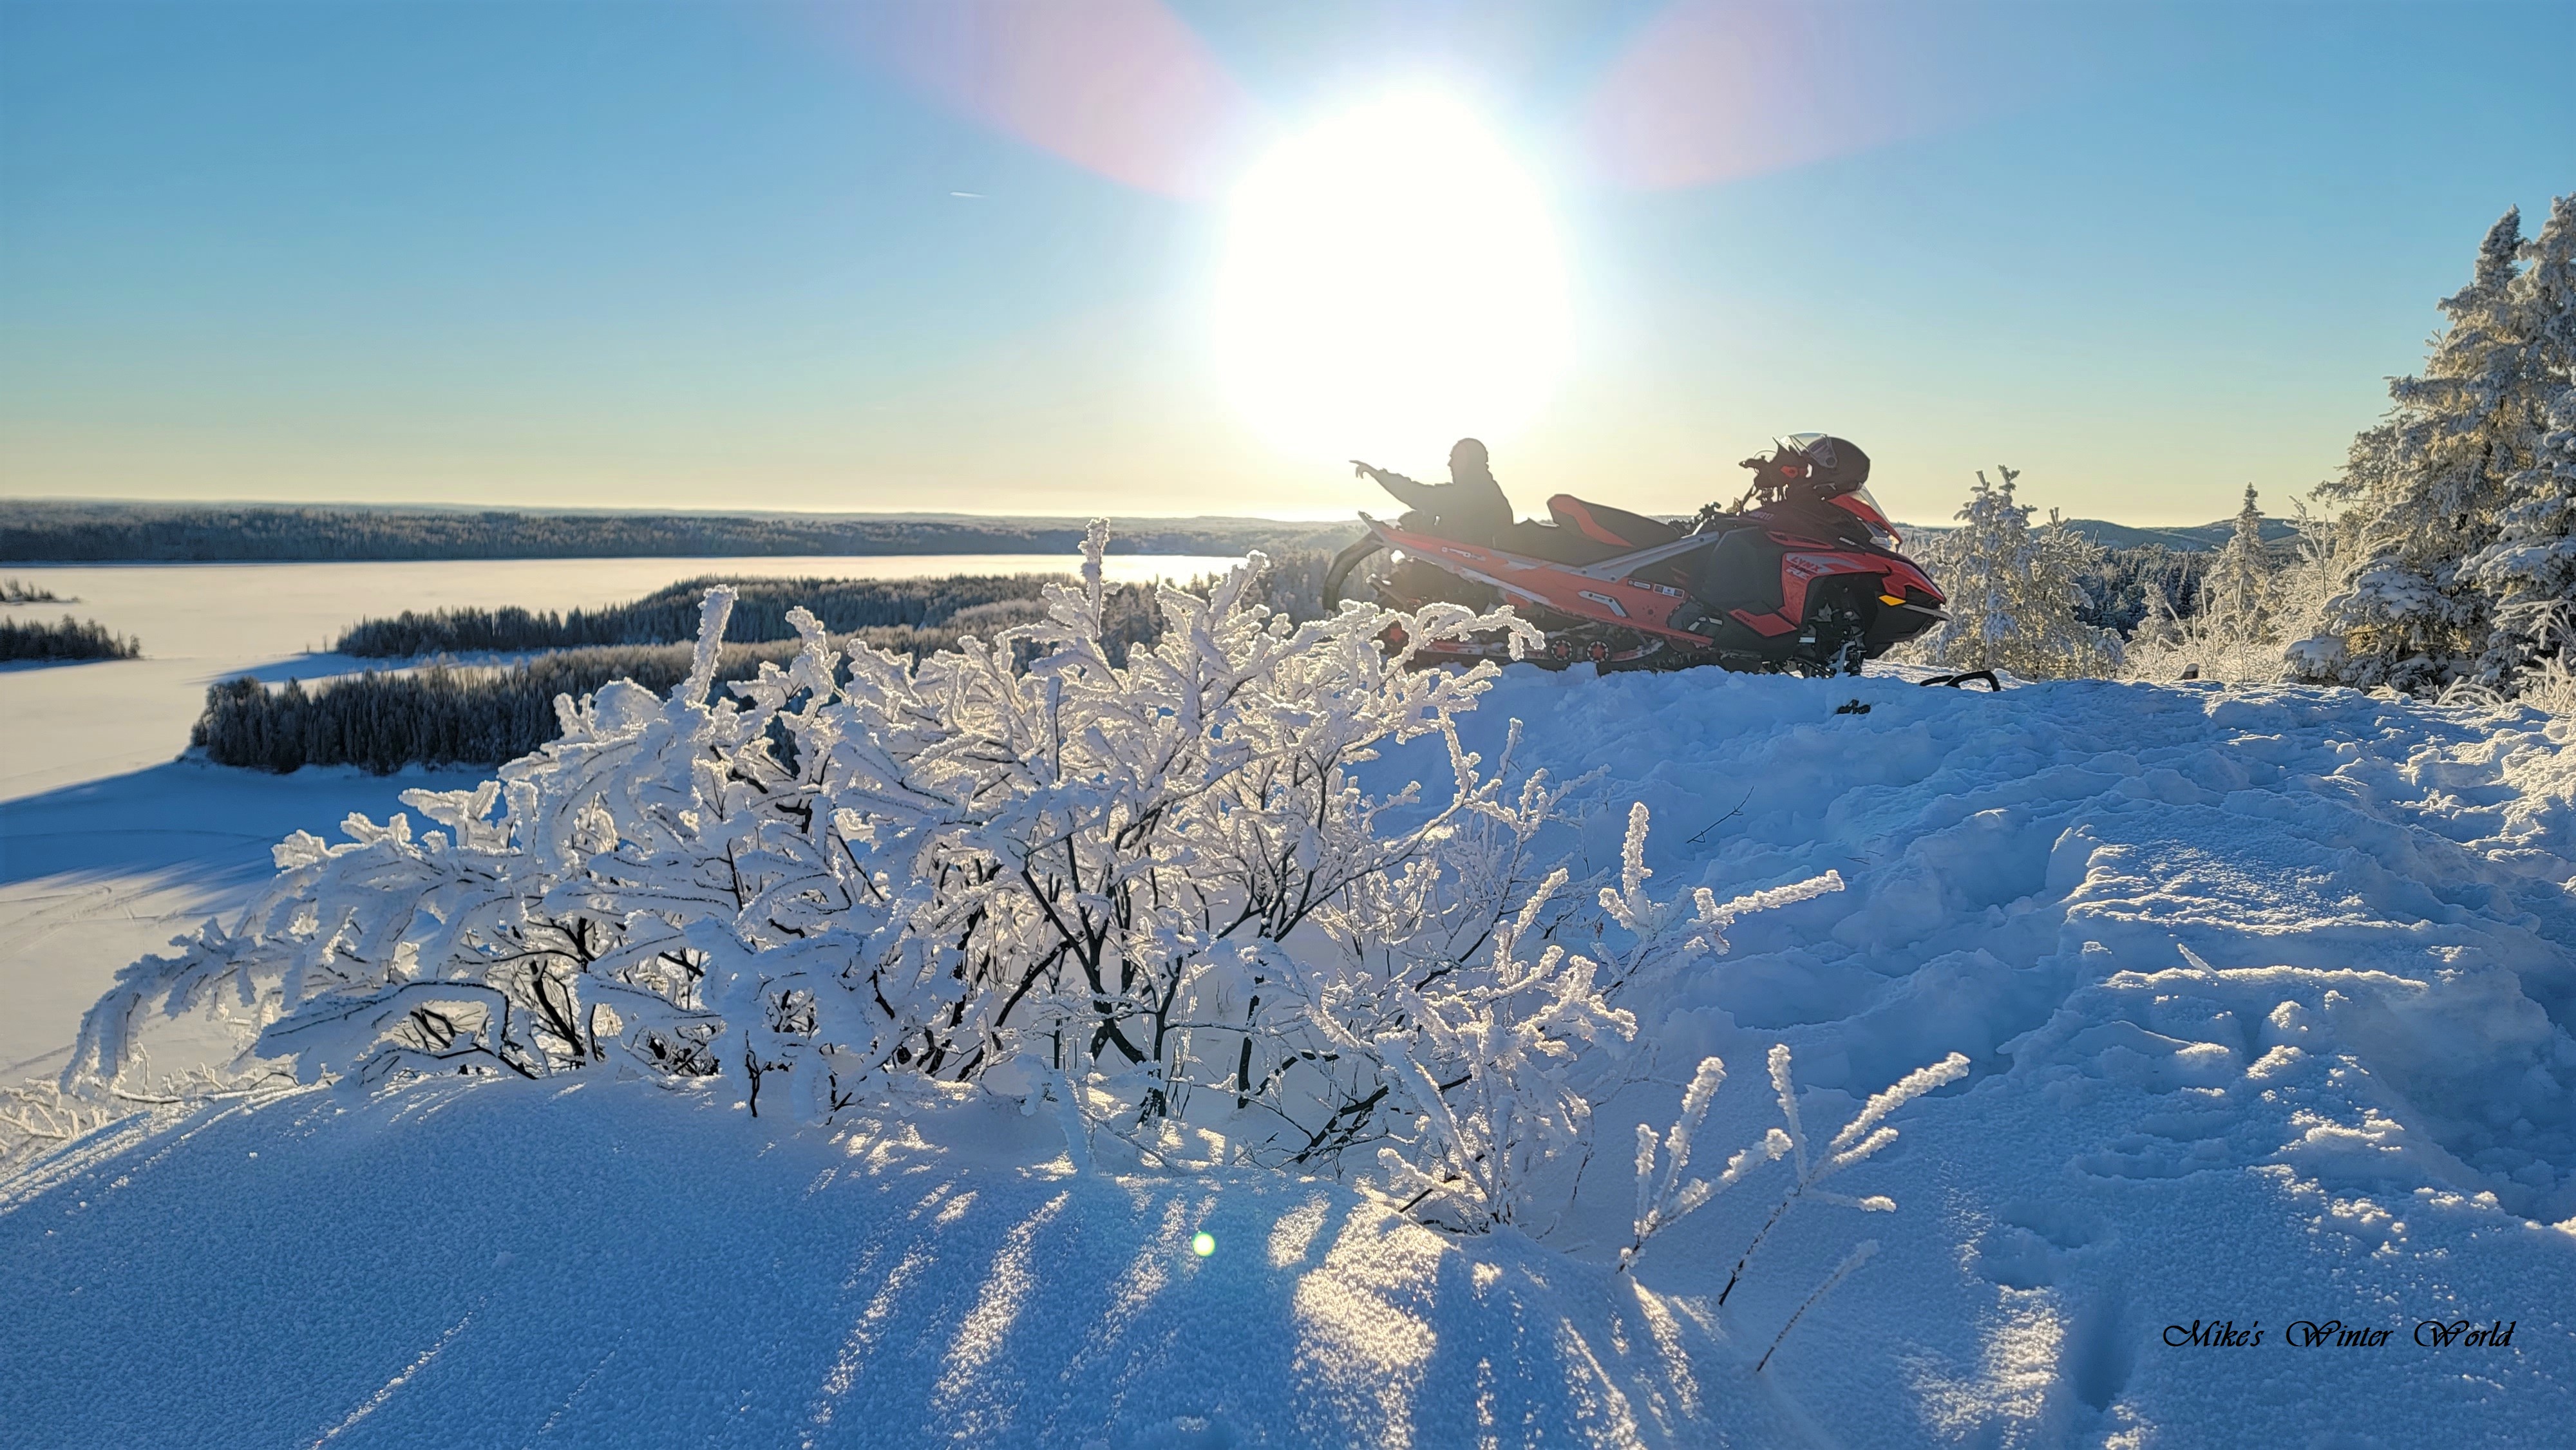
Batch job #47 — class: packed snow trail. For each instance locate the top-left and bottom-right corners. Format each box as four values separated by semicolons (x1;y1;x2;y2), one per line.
6;668;2574;1446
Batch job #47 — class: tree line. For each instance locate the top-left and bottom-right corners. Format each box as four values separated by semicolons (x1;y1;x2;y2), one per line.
0;502;1359;564
1904;193;2573;701
334;575;1065;655
0;615;140;663
196;558;1344;771
332;552;1338;658
193;643;800;773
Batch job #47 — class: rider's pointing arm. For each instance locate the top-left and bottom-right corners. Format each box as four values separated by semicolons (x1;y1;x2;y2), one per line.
1352;460;1444;514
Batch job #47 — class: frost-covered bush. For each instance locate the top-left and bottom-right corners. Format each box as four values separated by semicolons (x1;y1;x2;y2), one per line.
1902;466;2121;679
1715;1045;1968;1304
1618;1040;1969;1365
0;1080;118;1168
68;527;1855;1230
1618;1055;1787;1275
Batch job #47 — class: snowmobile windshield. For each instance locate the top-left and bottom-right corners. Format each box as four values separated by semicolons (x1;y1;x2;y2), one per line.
1838;485;1901;548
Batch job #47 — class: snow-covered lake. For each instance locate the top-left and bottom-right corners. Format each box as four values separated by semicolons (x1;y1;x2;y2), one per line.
0;553;1239;798
0;554;1236;1070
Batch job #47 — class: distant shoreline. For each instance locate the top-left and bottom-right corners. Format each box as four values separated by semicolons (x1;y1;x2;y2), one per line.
1;500;2295;564
0;502;1361;565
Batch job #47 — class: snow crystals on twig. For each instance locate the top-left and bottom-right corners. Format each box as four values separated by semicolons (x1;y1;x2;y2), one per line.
1617;1054;1789;1276
1718;1044;1969;1306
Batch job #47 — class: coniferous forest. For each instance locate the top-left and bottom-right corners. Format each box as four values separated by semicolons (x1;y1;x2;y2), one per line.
0;502;1357;563
0;614;140;663
193;567;1325;771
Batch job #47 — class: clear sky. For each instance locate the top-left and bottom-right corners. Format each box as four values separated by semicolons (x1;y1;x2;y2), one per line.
2;0;2569;527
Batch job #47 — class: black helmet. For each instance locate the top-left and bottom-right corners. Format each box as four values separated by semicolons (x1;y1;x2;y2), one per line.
1774;433;1870;494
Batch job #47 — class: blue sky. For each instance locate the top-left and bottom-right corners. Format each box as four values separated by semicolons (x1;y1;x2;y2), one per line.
2;0;2569;526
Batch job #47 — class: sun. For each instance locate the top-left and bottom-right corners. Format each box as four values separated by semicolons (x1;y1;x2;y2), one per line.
1211;93;1572;467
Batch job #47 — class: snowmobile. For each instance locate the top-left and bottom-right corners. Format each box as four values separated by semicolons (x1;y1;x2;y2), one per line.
1322;433;1949;676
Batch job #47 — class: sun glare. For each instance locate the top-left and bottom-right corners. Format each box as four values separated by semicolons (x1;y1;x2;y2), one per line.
1212;93;1571;467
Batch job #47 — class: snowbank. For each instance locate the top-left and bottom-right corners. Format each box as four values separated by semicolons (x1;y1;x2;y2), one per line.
8;664;2575;1445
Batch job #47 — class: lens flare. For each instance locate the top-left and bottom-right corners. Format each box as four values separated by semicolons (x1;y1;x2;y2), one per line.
1212;93;1571;467
1190;1230;1217;1258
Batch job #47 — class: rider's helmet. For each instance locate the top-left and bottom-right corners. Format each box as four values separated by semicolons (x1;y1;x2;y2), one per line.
1449;437;1490;475
1773;433;1871;495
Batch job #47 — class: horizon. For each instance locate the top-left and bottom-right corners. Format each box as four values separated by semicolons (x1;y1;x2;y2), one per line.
0;493;2274;533
4;1;2570;529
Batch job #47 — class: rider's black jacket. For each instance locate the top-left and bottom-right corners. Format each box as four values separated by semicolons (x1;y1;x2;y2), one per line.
1367;460;1513;546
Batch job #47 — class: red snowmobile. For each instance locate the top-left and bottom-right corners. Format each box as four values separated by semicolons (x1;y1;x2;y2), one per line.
1323;433;1949;676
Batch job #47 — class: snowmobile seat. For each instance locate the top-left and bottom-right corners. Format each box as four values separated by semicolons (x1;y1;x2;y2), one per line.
1499;519;1624;565
1546;495;1685;553
1497;496;1687;567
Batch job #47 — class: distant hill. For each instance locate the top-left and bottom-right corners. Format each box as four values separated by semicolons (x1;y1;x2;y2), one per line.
0;501;1362;564
1893;517;2304;552
2061;518;2304;551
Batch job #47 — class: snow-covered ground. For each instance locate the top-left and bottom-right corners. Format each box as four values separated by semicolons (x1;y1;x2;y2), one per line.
6;588;2575;1445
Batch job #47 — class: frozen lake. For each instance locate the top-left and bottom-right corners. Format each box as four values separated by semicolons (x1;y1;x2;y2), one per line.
0;552;1240;799
0;552;1238;1070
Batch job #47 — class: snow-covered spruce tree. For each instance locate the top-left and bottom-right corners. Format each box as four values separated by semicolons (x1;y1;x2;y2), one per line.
2474;196;2576;687
2120;485;2313;684
2298;197;2576;693
1906;466;2121;679
64;527;1842;1229
2201;485;2275;642
1372;803;1844;1231
2464;386;2576;681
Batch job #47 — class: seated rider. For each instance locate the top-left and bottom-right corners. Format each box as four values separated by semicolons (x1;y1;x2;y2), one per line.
1352;438;1515;546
